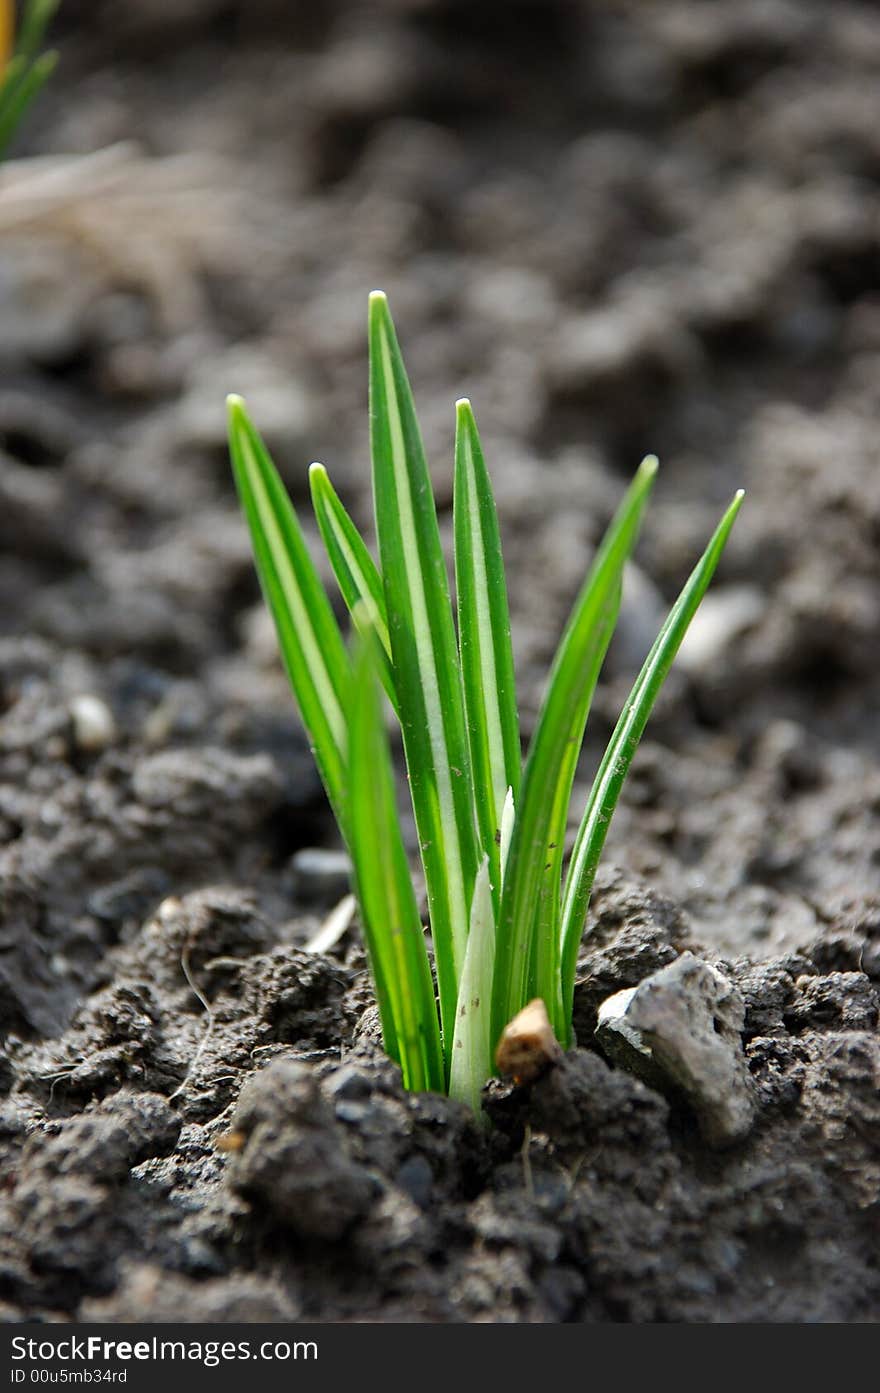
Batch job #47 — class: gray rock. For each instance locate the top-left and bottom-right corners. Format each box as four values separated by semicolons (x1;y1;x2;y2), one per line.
289;846;353;905
676;585;764;675
596;952;755;1147
69;695;117;753
595;985;667;1092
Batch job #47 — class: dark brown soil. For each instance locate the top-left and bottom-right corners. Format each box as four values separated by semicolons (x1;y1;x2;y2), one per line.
1;0;879;1323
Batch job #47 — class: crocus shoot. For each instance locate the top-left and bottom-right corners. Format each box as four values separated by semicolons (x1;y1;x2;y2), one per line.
227;292;743;1113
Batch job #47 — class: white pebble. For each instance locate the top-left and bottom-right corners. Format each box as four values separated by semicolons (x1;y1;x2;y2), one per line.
69;694;117;752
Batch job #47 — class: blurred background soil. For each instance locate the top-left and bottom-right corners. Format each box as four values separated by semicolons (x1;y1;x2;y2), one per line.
0;0;878;1323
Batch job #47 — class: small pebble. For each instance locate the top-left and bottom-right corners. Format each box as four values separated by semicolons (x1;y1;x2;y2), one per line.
290;847;353;905
69;694;117;752
676;586;763;675
597;952;755;1148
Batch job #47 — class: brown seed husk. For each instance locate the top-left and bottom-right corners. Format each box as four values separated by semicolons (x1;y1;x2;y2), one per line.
494;998;563;1084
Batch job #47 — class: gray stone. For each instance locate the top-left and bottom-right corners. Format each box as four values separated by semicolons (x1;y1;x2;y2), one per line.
69;695;117;753
676;586;764;675
289;847;353;906
595;986;668;1093
596;952;755;1147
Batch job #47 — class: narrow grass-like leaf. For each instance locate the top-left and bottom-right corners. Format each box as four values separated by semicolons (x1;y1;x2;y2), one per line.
448;858;496;1114
348;630;445;1094
491;457;659;1046
559;489;746;1034
0;1;59;157
16;0;59;59
0;50;56;155
369;290;479;1053
227;396;350;823
454;399;520;885
308;461;398;716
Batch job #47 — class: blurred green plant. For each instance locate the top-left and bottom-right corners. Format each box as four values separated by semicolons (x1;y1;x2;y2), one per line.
228;292;743;1112
0;0;59;158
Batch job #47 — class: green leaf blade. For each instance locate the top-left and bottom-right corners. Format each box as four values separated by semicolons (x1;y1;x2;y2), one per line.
0;49;56;156
0;1;60;159
348;632;445;1094
559;489;746;1033
227;396;350;822
368;291;479;1054
454;399;520;884
491;456;659;1046
308;461;399;716
16;0;60;59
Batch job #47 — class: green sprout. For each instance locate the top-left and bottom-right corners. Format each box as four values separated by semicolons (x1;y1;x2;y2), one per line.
0;0;59;159
227;292;743;1112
